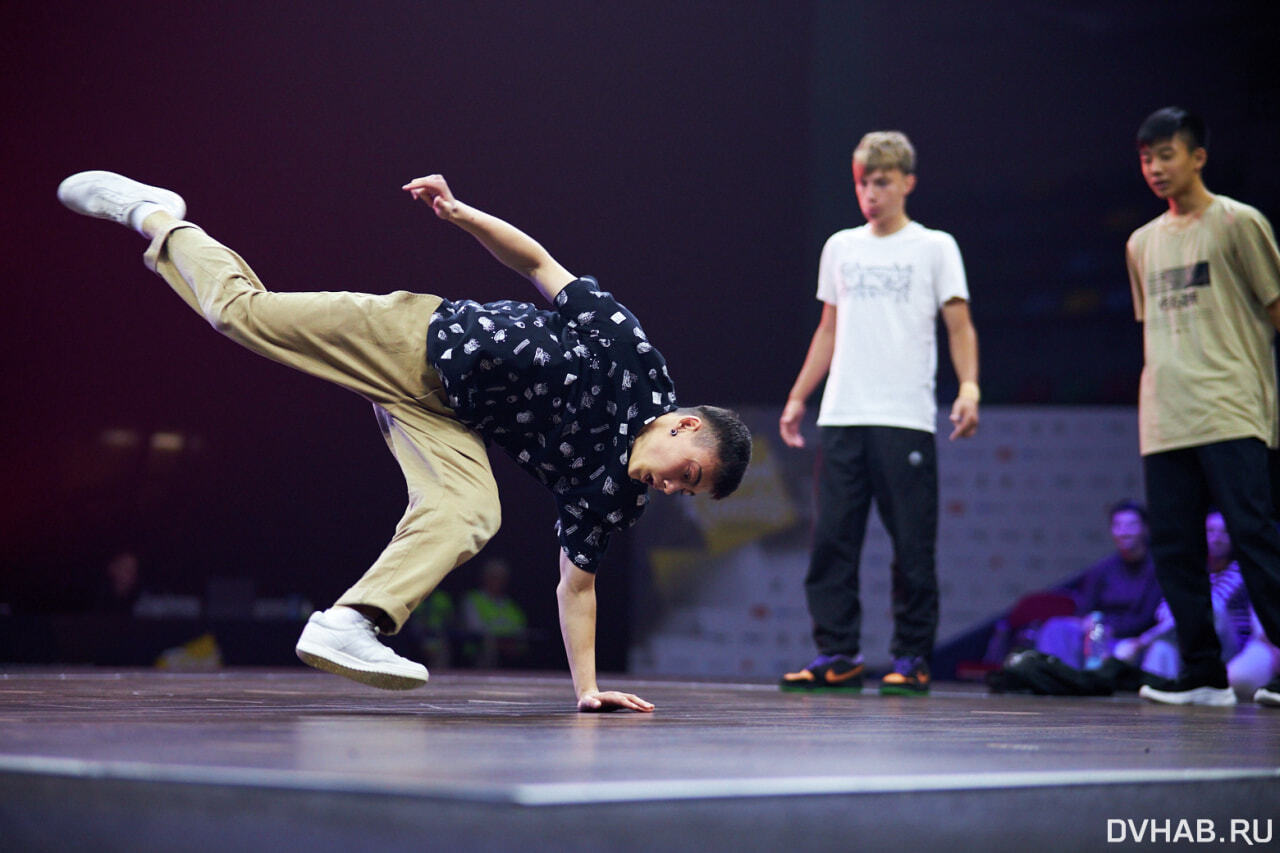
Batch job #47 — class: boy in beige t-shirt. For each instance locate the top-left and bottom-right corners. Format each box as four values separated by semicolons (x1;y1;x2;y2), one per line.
1125;106;1280;707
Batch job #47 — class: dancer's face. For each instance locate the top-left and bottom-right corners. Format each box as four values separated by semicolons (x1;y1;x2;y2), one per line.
1110;509;1147;561
1139;134;1205;202
853;164;915;230
628;417;718;497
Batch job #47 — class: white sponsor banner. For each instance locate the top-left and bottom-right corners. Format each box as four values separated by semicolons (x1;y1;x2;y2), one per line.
629;406;1141;676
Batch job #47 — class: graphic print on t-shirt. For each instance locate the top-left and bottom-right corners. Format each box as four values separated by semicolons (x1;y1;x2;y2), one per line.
839;262;912;303
1149;260;1210;312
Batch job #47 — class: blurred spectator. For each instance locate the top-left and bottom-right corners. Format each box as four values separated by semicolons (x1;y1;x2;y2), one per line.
1033;500;1162;667
461;558;528;668
1229;607;1280;701
93;550;143;614
407;589;457;670
1116;510;1265;700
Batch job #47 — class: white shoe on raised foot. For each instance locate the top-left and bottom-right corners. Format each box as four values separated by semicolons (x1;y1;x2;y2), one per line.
57;170;186;230
295;607;428;690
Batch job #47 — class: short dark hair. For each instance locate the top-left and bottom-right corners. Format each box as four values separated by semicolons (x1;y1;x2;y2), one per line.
683;405;752;499
1136;106;1208;152
1109;499;1148;526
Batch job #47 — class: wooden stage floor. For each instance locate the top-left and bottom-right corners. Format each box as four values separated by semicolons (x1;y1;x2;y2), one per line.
1;668;1277;851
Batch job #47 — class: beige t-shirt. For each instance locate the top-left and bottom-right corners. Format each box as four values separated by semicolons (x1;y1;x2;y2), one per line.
1127;195;1280;455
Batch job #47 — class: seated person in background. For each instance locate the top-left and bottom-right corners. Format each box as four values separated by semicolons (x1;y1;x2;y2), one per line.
1034;500;1162;667
991;511;1276;700
1229;607;1280;701
93;550;143;614
407;588;457;670
461;558;529;667
1117;510;1260;699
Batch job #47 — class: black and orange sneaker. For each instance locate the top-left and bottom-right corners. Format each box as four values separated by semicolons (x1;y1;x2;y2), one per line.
879;656;930;695
779;654;864;692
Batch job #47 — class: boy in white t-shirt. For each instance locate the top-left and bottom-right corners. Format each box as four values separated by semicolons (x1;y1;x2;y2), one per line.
779;131;980;695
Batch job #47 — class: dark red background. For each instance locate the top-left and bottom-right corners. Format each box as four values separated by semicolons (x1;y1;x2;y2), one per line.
3;2;1277;665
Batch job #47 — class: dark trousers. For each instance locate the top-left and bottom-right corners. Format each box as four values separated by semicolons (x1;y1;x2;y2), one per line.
1144;438;1280;679
805;426;939;660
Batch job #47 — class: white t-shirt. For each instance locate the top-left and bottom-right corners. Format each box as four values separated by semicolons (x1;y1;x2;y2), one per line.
816;221;969;433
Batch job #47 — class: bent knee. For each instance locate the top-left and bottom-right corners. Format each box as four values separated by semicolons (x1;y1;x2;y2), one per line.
470;489;502;543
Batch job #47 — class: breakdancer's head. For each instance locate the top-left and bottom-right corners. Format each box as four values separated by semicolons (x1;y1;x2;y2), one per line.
627;406;751;500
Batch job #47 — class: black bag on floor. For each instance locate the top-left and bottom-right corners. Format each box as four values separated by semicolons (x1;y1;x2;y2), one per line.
985;650;1132;696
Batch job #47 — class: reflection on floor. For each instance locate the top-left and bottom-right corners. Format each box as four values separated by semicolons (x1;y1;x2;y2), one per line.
1;669;1276;851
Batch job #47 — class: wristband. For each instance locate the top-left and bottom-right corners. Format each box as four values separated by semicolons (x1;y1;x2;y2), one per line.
958;381;981;402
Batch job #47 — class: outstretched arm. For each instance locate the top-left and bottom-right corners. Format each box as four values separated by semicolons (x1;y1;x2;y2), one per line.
403;174;576;303
556;550;655;713
942;297;980;440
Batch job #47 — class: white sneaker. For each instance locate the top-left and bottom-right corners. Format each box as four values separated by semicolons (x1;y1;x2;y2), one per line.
57;170;186;230
1139;682;1237;706
1255;682;1280;707
295;607;428;690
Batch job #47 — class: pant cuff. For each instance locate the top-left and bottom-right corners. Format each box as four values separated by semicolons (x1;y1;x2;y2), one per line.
142;221;203;273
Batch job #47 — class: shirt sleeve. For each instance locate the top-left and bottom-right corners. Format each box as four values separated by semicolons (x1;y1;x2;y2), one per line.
554;277;634;332
555;504;613;574
933;232;969;306
1231;208;1280;308
816;234;841;305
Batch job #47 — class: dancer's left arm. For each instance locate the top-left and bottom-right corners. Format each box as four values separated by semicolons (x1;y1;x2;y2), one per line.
942;297;980;440
403;174;576;303
557;551;655;713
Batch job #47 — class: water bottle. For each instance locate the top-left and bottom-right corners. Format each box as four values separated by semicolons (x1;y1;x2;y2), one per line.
1082;611;1110;670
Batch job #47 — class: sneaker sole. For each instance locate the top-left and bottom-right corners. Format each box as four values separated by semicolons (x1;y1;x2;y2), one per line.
295;641;428;690
779;683;863;694
1138;685;1236;706
879;684;930;696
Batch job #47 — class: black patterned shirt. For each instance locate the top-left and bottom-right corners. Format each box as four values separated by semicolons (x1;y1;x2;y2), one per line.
427;277;678;572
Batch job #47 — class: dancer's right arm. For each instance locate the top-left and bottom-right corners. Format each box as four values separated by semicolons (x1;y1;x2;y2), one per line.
402;174;576;303
556;550;655;713
779;303;837;449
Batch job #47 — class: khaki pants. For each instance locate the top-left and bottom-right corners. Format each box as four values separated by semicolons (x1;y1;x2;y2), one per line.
144;222;501;633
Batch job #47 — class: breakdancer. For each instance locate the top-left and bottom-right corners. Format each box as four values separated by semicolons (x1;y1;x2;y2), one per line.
58;170;751;712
